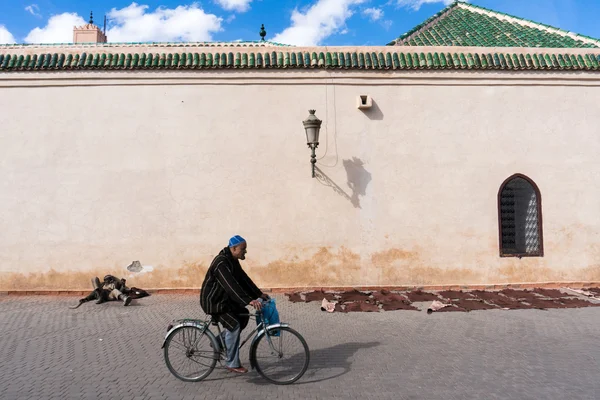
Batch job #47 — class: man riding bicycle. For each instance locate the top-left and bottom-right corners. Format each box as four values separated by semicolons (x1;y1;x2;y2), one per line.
200;235;269;374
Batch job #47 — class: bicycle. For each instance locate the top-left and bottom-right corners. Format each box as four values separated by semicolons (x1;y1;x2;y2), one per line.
162;307;310;385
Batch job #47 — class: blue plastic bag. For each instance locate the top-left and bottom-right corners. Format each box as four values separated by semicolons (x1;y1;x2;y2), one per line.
257;298;280;336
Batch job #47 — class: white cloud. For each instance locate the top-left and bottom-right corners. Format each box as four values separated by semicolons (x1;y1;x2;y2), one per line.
0;25;16;44
25;13;86;43
396;0;459;11
106;2;223;42
381;20;393;30
25;4;41;17
362;7;383;21
273;0;365;46
214;0;253;13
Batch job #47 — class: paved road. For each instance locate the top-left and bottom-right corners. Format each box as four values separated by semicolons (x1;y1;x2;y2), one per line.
0;293;599;400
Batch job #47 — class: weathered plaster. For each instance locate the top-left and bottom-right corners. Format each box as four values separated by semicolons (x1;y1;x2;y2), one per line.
1;71;599;289
1;245;600;291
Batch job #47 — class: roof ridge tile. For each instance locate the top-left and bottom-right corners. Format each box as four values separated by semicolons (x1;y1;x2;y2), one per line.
1;50;598;72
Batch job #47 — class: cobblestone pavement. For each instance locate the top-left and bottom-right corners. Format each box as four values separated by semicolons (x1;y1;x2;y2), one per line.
1;293;599;400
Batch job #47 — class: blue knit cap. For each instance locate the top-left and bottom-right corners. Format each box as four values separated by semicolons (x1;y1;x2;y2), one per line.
228;235;246;247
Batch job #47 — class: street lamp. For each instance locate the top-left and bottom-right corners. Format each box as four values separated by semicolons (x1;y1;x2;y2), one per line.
302;109;322;178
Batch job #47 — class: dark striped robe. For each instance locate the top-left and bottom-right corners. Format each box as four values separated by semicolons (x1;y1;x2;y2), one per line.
200;247;263;331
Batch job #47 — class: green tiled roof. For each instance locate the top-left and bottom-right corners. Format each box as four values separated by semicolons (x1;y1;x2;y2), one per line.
388;1;600;48
1;51;599;72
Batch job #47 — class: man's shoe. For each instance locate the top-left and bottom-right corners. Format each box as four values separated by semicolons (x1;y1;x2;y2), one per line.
226;366;248;374
123;296;132;306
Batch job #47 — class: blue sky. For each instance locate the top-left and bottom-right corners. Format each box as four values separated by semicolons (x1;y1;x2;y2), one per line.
0;0;599;46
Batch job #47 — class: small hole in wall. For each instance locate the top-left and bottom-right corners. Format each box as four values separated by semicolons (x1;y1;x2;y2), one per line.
360;95;368;105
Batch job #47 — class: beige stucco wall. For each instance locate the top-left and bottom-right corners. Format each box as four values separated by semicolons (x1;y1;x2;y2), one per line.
1;69;599;290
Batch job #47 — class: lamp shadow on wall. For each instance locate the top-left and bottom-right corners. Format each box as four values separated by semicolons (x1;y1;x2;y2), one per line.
343;157;372;208
315;157;372;209
315;166;354;206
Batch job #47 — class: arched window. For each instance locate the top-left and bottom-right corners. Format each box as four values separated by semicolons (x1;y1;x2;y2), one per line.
498;174;543;257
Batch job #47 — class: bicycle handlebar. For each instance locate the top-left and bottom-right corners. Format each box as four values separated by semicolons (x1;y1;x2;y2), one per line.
237;310;261;317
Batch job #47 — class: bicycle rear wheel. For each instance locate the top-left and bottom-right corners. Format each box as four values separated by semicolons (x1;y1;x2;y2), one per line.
252;326;310;385
164;325;219;382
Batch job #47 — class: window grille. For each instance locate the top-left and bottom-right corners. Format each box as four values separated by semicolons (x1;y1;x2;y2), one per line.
498;175;543;257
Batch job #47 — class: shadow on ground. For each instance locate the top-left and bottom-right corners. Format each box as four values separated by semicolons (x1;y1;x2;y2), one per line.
245;341;381;385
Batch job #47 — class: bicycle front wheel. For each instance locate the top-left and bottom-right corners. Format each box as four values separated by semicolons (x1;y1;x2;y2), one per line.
164;325;218;382
252;326;310;385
